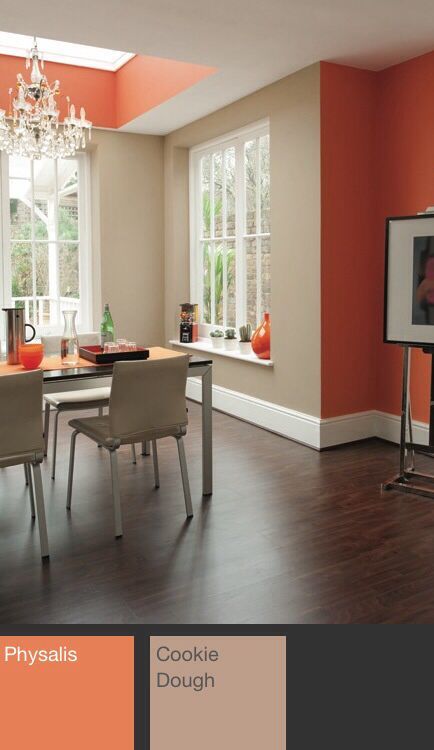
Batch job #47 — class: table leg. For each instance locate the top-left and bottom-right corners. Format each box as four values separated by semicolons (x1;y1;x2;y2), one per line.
141;441;150;456
202;365;213;496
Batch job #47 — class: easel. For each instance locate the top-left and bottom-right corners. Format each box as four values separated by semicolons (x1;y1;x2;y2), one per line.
383;345;434;498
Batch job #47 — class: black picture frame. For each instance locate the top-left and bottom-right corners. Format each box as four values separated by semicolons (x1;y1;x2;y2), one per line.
384;213;434;349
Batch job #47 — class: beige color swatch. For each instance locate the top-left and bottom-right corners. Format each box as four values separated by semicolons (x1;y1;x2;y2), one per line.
150;635;286;749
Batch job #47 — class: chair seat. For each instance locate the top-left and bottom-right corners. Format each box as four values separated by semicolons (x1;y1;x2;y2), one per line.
44;387;111;409
69;415;187;447
0;449;43;469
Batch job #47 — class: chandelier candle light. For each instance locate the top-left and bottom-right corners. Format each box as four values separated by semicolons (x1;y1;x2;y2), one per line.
0;37;92;159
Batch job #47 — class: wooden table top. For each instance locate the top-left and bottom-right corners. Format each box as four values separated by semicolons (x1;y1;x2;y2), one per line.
0;346;212;382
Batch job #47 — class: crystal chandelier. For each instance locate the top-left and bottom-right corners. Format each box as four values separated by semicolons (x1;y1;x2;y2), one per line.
0;37;92;159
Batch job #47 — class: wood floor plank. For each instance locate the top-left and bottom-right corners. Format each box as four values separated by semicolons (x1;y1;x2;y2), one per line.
1;401;434;623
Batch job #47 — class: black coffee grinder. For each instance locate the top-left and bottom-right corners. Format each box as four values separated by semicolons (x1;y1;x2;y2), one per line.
179;303;199;343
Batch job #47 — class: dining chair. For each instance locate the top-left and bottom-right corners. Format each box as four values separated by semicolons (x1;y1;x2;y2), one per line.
66;355;192;538
41;332;137;479
0;370;49;559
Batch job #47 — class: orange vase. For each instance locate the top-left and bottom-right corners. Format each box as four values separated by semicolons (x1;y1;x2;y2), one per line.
252;312;271;359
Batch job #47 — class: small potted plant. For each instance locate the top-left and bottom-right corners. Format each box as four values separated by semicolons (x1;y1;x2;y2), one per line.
238;324;252;355
209;329;224;348
224;328;238;351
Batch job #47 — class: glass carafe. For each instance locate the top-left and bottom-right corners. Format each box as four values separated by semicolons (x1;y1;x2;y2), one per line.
61;310;80;365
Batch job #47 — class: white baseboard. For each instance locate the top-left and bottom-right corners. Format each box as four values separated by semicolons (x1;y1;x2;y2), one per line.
186;378;321;448
186;378;429;450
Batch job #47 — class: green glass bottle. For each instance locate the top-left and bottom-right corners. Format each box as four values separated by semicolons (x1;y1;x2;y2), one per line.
100;303;115;347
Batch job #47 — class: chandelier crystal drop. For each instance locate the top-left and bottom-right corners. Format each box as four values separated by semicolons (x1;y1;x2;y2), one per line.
0;37;92;159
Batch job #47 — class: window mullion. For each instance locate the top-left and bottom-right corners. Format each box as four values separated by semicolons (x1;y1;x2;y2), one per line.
30;160;36;326
235;139;245;331
210;154;215;325
54;160;60;328
222;150;227;328
255;138;262;325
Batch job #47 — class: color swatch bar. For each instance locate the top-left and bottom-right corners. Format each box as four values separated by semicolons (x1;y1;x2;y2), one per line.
0;636;134;750
150;635;286;749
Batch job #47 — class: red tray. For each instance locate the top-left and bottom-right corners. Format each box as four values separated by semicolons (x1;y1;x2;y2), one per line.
79;345;149;364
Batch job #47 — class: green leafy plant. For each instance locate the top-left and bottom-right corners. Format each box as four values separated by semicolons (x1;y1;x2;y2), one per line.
239;324;252;342
224;328;236;340
209;329;224;338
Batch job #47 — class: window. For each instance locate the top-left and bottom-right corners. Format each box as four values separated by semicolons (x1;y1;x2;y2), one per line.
0;153;92;334
190;121;270;333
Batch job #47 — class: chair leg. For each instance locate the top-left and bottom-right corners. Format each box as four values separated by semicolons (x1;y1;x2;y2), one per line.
176;436;193;518
141;441;150;456
152;440;160;488
130;444;137;464
43;402;50;457
26;464;35;518
66;430;79;510
51;409;59;480
97;406;103;448
24;463;29;486
109;450;123;538
31;462;49;559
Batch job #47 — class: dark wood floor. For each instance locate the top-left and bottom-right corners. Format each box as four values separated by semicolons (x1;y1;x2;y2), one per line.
2;402;434;624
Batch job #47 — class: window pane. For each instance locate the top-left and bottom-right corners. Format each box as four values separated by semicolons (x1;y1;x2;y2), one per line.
9;180;32;240
245;139;257;234
201;155;210;239
226;242;236;328
58;159;79;241
214;243;224;325
213;151;222;238
261;235;271;318
33;159;55;241
260;135;270;233
34;199;49;240
11;242;32;299
225;147;235;237
245;237;257;328
59;242;79;299
202;241;211;324
35;242;49;297
9;155;31;180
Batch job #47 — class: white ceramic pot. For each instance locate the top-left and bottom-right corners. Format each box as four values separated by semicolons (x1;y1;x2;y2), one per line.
211;337;224;349
224;338;238;351
238;341;252;355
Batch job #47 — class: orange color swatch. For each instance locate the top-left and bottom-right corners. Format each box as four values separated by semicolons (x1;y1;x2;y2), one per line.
150;635;286;750
0;636;134;750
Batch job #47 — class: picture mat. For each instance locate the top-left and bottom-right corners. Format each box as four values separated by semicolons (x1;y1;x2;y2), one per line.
385;216;434;345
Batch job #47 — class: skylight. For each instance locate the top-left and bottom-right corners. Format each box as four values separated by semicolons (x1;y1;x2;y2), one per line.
0;31;134;71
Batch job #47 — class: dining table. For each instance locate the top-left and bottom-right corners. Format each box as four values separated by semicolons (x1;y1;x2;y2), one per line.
0;346;213;496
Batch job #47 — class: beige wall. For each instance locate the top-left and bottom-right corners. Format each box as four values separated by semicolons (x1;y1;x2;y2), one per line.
164;64;322;416
90;129;164;345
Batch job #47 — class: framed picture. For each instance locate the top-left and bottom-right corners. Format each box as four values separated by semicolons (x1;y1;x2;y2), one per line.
384;214;434;347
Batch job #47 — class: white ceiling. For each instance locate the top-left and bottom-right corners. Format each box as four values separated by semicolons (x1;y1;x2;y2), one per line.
0;0;433;134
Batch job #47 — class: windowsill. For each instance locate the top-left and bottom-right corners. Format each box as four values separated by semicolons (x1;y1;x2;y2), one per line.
169;338;274;367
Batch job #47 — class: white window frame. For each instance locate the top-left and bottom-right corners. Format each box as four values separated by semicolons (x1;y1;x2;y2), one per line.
0;151;93;339
189;119;270;336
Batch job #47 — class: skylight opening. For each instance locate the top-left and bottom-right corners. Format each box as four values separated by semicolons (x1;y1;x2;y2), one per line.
0;31;134;71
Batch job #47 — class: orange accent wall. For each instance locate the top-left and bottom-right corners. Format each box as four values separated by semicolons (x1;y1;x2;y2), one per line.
320;62;378;418
0;53;216;130
115;54;216;128
376;51;434;422
321;52;434;422
0;54;117;127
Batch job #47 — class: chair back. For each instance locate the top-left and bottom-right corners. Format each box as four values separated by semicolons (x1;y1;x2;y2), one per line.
0;370;44;460
109;356;189;439
41;332;99;356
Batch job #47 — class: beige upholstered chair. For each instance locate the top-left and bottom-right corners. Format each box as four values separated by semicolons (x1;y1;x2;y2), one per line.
66;355;192;538
41;332;136;478
0;370;49;559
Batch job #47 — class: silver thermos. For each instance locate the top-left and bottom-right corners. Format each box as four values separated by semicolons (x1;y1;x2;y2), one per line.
2;307;36;364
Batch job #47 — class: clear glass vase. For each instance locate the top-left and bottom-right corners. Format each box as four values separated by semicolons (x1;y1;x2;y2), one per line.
61;310;80;365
